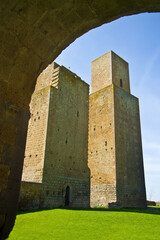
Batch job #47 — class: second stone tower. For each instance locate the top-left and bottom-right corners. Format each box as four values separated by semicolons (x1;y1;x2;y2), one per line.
88;51;146;208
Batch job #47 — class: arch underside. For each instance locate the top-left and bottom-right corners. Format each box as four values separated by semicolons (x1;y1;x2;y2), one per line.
0;1;160;239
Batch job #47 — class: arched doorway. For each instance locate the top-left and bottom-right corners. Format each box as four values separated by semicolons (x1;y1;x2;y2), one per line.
65;186;70;207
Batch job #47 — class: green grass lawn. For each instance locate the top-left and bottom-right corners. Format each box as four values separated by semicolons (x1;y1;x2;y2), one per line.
8;207;160;240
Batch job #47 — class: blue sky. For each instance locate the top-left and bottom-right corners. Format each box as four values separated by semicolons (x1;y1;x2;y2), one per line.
55;12;160;201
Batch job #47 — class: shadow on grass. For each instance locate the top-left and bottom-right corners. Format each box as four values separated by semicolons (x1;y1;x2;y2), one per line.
17;206;160;216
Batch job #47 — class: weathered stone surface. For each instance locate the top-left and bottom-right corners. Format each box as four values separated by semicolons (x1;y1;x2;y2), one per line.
91;51;130;94
20;64;90;209
114;87;146;208
89;85;117;207
19;182;41;210
0;215;5;229
0;123;17;146
0;165;10;192
108;201;122;209
1;1;160;239
22;86;51;183
88;51;146;208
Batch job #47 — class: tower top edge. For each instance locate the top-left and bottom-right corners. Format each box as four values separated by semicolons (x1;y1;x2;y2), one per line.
91;50;128;65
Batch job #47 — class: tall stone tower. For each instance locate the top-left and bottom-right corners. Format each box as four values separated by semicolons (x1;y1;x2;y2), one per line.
88;51;146;208
20;63;90;209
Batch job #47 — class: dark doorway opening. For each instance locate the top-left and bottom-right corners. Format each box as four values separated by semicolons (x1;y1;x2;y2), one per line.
65;186;70;206
120;79;123;88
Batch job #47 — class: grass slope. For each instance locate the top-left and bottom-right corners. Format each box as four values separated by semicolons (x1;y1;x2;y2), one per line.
8;208;160;240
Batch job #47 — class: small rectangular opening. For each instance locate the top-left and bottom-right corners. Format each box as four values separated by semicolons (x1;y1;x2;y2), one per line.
120;79;123;88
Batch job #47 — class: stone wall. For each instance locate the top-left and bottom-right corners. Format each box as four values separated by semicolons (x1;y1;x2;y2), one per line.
89;84;146;208
44;67;89;180
90;184;117;207
91;51;112;93
88;51;146;208
0;103;30;239
112;52;130;93
20;64;90;209
19;177;89;210
42;66;90;208
19;182;41;210
114;86;146;208
40;177;89;208
91;51;130;94
22;87;50;183
88;85;117;207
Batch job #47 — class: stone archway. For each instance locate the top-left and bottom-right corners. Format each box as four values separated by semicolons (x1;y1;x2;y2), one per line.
1;1;160;239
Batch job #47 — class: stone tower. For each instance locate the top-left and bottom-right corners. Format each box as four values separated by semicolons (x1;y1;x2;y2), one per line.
88;51;146;208
19;63;90;209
